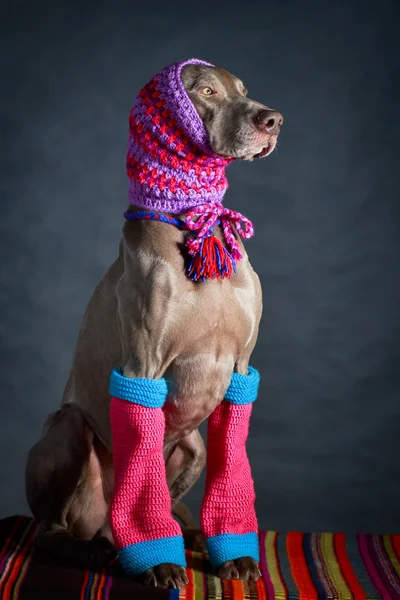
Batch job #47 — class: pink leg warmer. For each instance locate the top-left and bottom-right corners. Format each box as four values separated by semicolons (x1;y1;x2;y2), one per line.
200;366;260;570
109;368;186;577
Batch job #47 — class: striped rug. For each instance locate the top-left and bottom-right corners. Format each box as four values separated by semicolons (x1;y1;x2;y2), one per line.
1;516;400;599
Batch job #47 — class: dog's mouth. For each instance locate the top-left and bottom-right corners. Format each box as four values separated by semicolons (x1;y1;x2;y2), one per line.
215;134;279;162
253;143;273;159
243;138;277;162
239;133;279;161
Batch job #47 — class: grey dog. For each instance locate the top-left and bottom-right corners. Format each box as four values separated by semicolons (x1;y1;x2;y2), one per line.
25;62;283;590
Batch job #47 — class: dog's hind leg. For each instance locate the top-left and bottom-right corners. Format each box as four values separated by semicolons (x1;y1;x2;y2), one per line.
25;403;117;567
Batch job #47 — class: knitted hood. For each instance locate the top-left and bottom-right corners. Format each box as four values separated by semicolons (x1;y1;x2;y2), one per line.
126;58;234;214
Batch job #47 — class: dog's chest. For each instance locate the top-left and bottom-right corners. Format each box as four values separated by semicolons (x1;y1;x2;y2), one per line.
121;228;261;434
161;251;259;351
126;227;260;359
157;260;261;437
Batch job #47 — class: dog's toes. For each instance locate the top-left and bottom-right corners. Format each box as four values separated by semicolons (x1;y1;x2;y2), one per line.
234;556;261;580
140;564;188;589
217;557;260;581
142;568;158;587
217;560;240;580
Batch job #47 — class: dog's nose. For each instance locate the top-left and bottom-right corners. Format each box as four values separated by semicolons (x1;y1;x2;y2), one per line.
255;110;283;134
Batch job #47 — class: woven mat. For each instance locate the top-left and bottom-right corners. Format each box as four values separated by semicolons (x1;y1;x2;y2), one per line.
1;516;400;599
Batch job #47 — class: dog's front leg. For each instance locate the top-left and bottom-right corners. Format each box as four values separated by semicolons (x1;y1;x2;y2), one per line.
200;365;262;581
108;367;188;590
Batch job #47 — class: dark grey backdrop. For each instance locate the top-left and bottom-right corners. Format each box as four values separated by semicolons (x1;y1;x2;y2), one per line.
1;0;399;532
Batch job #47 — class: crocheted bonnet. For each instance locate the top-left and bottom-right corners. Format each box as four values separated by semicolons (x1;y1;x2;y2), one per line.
126;58;256;281
126;58;234;214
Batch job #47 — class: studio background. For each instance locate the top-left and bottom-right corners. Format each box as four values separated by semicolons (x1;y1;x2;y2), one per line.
1;0;399;532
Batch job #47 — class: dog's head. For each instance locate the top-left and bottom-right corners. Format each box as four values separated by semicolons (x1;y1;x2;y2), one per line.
181;64;283;162
127;59;283;211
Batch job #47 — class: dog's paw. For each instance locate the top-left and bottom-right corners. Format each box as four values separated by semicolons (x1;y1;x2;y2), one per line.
217;556;261;581
140;563;189;589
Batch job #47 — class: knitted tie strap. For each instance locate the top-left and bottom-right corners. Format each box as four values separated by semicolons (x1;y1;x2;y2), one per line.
185;201;255;262
109;368;186;577
123;210;187;231
124;202;255;282
201;366;260;570
185;201;254;282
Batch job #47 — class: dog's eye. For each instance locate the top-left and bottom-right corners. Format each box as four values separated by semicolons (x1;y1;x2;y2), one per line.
200;87;214;95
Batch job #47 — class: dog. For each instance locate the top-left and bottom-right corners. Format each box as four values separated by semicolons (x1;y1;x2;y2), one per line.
25;59;283;590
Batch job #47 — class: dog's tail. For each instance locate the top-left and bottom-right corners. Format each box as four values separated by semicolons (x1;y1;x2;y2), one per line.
172;501;199;529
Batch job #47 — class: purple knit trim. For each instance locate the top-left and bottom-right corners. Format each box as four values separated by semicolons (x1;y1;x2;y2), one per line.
128;180;224;213
155;58;215;154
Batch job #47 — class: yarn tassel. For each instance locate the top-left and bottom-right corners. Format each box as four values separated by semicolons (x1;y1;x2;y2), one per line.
187;234;237;282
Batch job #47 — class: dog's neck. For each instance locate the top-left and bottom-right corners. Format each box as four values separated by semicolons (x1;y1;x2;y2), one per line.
126;59;235;215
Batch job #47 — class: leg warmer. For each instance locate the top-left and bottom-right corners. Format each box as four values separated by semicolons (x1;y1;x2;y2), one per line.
109;368;186;577
200;366;260;571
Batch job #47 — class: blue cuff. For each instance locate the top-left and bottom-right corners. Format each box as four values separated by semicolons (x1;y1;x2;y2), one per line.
109;367;168;408
205;532;260;570
119;535;186;577
224;366;260;404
